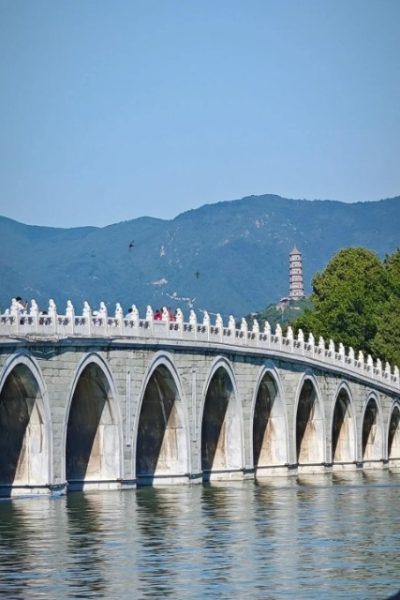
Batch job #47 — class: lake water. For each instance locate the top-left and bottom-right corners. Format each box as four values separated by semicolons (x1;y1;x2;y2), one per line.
0;471;399;599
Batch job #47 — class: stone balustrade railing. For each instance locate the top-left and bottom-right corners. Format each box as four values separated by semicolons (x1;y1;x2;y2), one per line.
1;298;399;392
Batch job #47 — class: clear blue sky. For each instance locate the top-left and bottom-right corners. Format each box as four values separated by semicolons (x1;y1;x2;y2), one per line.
0;0;399;228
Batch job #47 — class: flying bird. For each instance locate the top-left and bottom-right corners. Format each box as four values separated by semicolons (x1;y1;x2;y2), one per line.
129;240;135;250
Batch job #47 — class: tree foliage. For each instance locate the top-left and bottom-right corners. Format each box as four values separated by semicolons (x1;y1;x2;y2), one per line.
294;247;400;367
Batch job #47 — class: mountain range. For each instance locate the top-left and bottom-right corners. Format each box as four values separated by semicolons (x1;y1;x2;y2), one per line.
1;194;399;318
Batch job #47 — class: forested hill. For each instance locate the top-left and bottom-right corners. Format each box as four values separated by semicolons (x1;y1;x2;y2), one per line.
1;194;399;317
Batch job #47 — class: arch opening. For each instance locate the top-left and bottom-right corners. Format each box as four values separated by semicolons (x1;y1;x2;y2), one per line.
201;366;242;480
388;405;400;462
0;364;49;490
296;379;324;466
66;363;119;486
331;389;355;465
135;365;188;485
253;373;287;472
362;397;382;463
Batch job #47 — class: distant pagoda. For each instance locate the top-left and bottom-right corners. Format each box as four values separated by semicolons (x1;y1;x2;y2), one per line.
289;246;305;300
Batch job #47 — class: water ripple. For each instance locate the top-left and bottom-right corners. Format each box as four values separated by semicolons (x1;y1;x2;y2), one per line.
0;472;399;599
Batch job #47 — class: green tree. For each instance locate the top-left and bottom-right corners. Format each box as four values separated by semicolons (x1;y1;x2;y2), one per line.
294;248;390;357
371;249;400;366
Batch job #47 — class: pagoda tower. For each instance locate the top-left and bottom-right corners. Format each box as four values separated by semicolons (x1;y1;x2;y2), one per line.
289;246;305;300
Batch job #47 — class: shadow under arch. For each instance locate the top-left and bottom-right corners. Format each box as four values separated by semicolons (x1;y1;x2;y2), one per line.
331;384;356;467
0;358;50;494
388;404;400;463
252;369;288;474
135;361;189;486
201;363;243;481
295;376;324;467
361;394;383;464
66;358;121;490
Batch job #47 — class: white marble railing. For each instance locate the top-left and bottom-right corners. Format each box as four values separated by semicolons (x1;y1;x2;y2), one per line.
1;299;399;392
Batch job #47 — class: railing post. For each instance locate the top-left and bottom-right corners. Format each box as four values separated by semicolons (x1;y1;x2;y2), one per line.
48;299;57;335
252;319;259;347
228;315;236;341
264;321;271;348
99;301;108;335
30;299;39;333
146;305;154;337
83;301;92;336
216;313;223;342
115;303;124;336
367;354;374;376
286;326;294;352
10;298;20;336
240;318;248;345
203;311;210;341
308;332;315;357
189;309;197;340
348;346;355;367
175;308;184;337
66;300;75;335
275;323;282;350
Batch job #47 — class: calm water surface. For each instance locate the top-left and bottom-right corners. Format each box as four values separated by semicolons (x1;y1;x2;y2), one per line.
0;471;399;599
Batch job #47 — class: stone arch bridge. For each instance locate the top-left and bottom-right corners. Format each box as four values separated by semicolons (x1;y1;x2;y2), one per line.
0;300;399;497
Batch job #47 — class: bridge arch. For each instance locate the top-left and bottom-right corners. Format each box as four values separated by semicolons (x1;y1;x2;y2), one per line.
387;401;400;466
361;393;384;465
134;352;190;485
0;352;52;493
251;363;288;475
330;381;357;468
64;353;122;489
294;372;325;469
200;357;244;481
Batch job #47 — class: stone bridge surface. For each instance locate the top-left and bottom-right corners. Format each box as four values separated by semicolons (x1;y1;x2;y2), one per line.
0;301;399;497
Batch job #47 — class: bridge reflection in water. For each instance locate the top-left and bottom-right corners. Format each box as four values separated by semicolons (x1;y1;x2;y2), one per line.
0;300;399;496
0;474;399;598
